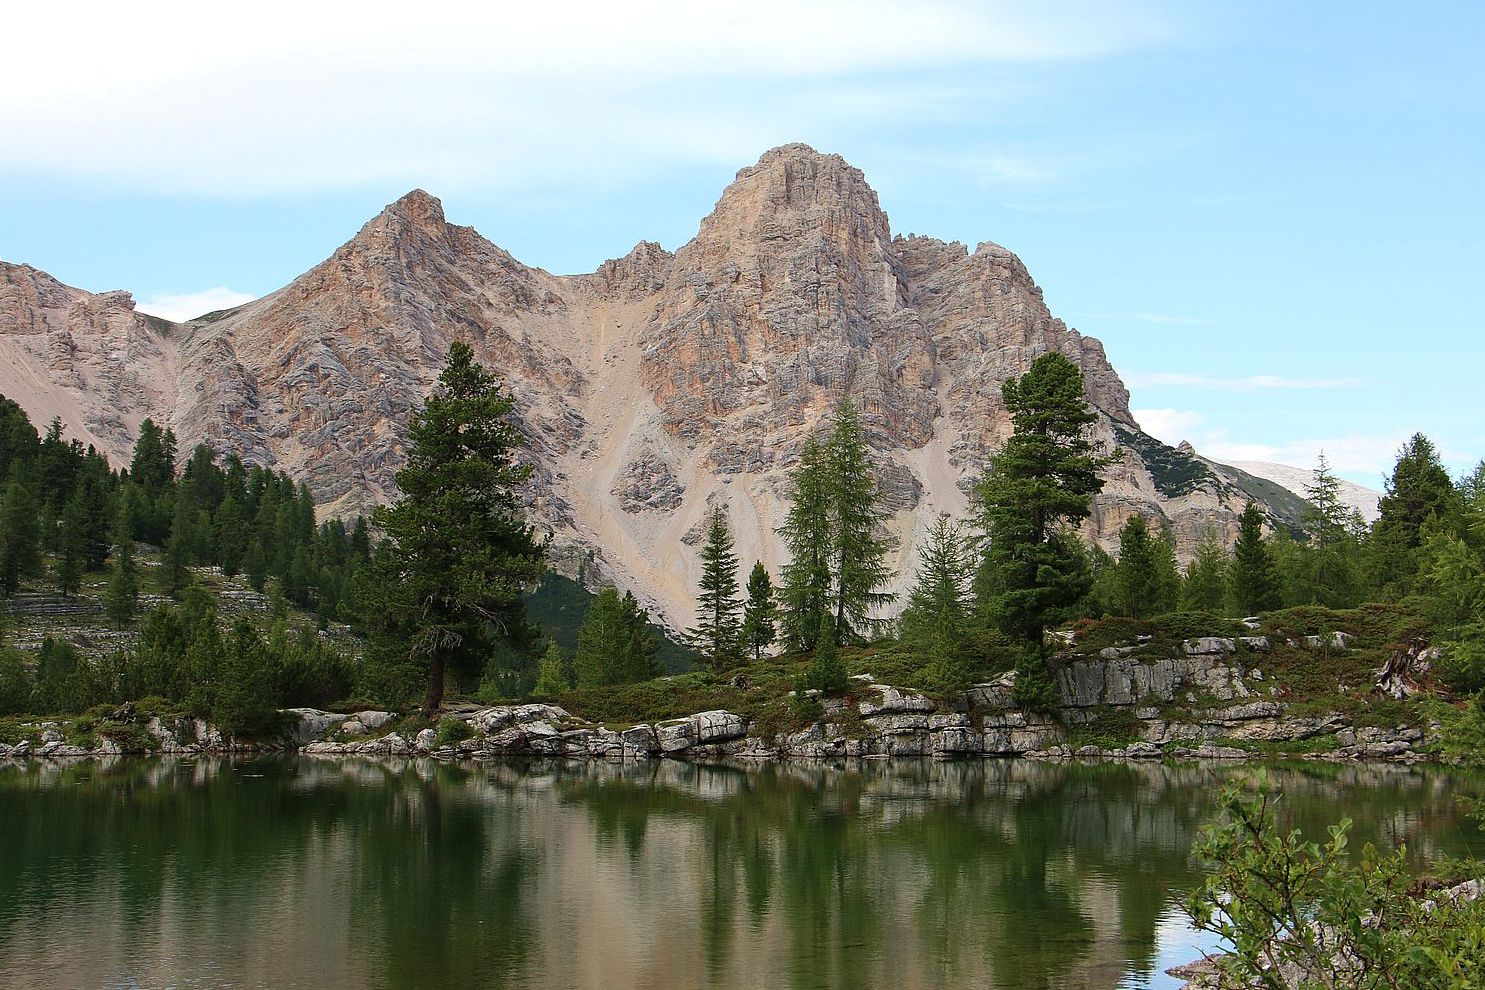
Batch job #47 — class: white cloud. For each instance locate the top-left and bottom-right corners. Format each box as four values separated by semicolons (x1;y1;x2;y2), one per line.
1133;407;1206;444
1200;436;1404;479
1125;372;1365;391
0;0;1178;196
137;288;256;322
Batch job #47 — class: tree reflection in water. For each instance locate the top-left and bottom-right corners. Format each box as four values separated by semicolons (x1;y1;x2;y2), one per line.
0;757;1479;990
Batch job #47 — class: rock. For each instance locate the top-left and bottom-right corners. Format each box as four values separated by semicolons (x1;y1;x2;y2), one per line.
1303;631;1351;650
1241;616;1262;630
415;728;437;752
1183;637;1236;656
40;723;63;744
690;711;748;744
1238;636;1271;653
621;724;658;752
283;708;349;745
857;684;935;717
353;710;394;731
964;672;1016;709
468;704;571;734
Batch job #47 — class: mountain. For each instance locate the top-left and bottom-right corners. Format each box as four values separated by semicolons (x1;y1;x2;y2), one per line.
0;143;1295;629
1227;461;1382;522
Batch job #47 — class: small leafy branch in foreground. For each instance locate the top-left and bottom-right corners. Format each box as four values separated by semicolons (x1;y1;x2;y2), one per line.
1183;771;1484;990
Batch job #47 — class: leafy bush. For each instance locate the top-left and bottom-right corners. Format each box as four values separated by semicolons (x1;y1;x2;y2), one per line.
1438;630;1485;695
434;717;473;746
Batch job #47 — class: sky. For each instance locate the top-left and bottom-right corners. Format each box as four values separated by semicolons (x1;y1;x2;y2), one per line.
2;1;1481;488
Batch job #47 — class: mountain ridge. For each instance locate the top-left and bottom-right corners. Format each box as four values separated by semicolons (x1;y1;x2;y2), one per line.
0;143;1293;629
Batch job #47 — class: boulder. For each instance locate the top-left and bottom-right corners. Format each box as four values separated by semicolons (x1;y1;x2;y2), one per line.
857;684;935;717
1238;636;1271;653
415;728;437;752
283;708;349;745
1183;637;1236;656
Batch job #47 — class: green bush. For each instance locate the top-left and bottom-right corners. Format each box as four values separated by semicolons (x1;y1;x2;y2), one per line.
1438;630;1485;695
434;717;473;747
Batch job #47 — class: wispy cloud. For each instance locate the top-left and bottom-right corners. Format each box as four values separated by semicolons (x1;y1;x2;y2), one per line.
137;288;256;322
1132;407;1207;443
0;1;1179;196
1125;372;1366;391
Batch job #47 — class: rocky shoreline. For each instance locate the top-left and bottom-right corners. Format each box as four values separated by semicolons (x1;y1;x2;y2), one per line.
0;634;1442;766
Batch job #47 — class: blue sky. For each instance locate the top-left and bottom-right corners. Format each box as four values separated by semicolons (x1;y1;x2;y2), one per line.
2;1;1481;487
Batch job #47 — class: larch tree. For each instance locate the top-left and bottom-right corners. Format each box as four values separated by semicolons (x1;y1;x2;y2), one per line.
824;398;897;643
778;438;833;652
1370;433;1461;595
688;507;743;670
361;341;546;714
1303;453;1362;607
1114;514;1162;619
1181;524;1229;613
0;482;42;599
104;500;140;629
976;352;1110;708
899;514;975;693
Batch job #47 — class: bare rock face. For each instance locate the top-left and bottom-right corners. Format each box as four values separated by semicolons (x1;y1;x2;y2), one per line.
0;144;1284;629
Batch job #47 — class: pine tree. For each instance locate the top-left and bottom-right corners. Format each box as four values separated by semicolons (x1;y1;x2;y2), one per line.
104;501;140;629
619;590;661;683
1369;433;1461;595
975;352;1110;706
162;492;195;599
1227;502;1280;615
55;489;87;597
824;398;896;642
688;507;743;670
359;342;546;713
215;619;275;736
215;491;247;576
1181;524;1229;613
739;561;778;662
533;642;571;696
778;438;833;652
899;515;975;693
0;481;43;598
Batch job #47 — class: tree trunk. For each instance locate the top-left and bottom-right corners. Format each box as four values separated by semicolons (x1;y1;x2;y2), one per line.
423;651;446;715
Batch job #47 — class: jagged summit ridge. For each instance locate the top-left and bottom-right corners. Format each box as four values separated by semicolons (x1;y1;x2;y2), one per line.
0;144;1279;628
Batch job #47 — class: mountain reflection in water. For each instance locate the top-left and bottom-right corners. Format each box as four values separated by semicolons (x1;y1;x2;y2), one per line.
1;757;1479;990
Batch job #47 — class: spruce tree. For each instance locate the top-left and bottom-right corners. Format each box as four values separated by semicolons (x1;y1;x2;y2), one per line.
55;489;87;597
215;491;246;576
104;503;140;629
0;481;42;599
619;590;661;682
688;507;743;670
740;561;778;662
162;492;195;598
824;398;896;642
975;352;1109;706
1114;515;1162;619
574;586;628;688
360;342;546;713
805;612;846;692
1370;433;1460;595
1181;524;1229;613
899;515;974;693
1302;453;1361;606
778;438;833;652
1227;502;1280;615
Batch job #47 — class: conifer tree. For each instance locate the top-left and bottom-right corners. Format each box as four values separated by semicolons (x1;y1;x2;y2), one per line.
215;491;246;576
1302;453;1361;606
740;561;778;662
360;342;546;713
688;507;743;670
162;492;195;598
899;515;975;693
0;481;42;599
619;590;661;682
778;438;833;651
215;619;275;736
1181;524;1229;613
55;489;87;597
824;398;896;642
1114;514;1162;619
1227;502;1280;615
574;586;630;688
805;612;846;692
976;353;1109;707
1369;433;1460;595
104;502;139;629
533;642;571;696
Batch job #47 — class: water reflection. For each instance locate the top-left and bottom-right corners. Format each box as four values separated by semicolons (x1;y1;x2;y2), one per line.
1;757;1479;990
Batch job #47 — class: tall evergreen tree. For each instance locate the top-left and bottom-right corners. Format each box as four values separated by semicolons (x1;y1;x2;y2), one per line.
824;398;896;642
1227;502;1280;615
804;612;846;692
975;353;1109;707
1114;514;1163;619
104;502;139;629
1181;524;1229;613
55;489;87;597
778;438;833;652
574;586;647;688
688;507;743;670
533;641;571;696
899;515;975;693
360;342;546;713
619;590;661;683
1302;453;1361;606
1369;433;1460;595
740;561;778;662
0;481;42;598
162;492;195;598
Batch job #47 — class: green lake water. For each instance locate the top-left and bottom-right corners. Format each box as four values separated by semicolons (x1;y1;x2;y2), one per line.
1;757;1480;990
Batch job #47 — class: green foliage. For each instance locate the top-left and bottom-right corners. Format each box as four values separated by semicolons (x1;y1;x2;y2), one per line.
739;561;778;663
0;481;42;598
104;505;139;629
803;613;847;693
1370;434;1461;596
359;342;546;712
1066;708;1140;749
778;438;832;652
977;353;1111;686
0;648;29;715
1112;514;1173;619
1184;771;1485;990
899;514;975;694
1229;501;1281;615
434;716;474;747
688;507;743;670
1297;453;1365;607
1181;524;1229;613
532;642;571;697
522;573;691;674
574;586;659;688
1437;632;1485;695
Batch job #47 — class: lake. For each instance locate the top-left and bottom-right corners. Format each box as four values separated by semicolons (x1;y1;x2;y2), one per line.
1;757;1480;990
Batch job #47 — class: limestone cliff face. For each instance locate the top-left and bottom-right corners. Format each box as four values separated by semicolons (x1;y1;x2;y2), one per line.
0;144;1275;628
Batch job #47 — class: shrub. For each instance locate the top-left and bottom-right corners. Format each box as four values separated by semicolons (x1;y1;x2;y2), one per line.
1438;630;1485;695
434;717;473;747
